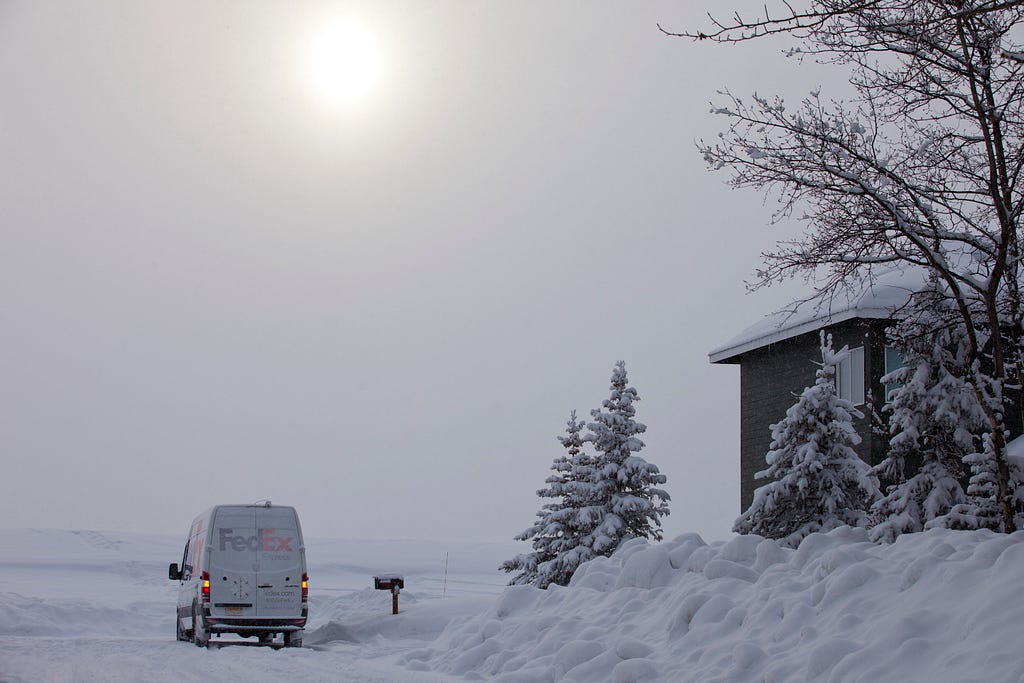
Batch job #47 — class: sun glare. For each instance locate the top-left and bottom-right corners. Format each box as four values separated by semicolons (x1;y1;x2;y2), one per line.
305;19;384;108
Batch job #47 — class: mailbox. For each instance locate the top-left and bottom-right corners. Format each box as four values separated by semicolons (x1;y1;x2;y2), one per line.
373;575;405;614
374;576;405;591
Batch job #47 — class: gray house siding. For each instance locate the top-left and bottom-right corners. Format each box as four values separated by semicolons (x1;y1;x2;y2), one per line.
725;319;890;511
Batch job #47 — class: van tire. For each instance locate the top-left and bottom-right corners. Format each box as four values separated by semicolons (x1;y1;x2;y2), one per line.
176;613;188;641
284;630;303;648
192;603;209;648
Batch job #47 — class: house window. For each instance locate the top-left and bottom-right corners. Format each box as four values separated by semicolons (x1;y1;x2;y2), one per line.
835;346;865;405
884;346;906;399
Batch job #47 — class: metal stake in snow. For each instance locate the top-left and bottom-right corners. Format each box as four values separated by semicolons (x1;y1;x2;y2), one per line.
373;575;404;615
442;552;449;599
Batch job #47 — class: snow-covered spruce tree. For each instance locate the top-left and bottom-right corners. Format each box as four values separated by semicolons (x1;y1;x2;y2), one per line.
669;1;1024;532
869;294;983;542
935;435;1024;532
500;411;595;588
581;361;670;557
503;363;670;587
735;334;879;547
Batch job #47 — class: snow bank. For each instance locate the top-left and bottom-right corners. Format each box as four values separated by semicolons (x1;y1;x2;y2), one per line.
0;529;180;637
3;527;1022;683
308;588;497;648
401;528;1024;683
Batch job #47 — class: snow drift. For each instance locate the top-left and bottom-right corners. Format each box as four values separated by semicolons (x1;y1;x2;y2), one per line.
402;527;1024;683
1;527;1022;682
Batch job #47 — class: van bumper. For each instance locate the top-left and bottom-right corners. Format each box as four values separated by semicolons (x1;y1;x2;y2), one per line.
204;617;307;633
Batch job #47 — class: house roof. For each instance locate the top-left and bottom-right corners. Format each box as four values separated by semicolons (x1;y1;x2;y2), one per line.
708;267;931;364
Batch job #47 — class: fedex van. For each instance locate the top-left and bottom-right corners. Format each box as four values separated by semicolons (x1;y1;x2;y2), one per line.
168;503;308;647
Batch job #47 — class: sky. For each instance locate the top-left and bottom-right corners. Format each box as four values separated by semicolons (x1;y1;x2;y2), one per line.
1;1;829;543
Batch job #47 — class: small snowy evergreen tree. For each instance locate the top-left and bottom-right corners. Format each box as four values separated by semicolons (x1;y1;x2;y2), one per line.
934;436;1024;532
502;362;670;588
734;334;879;547
501;411;595;588
869;302;982;542
581;361;670;556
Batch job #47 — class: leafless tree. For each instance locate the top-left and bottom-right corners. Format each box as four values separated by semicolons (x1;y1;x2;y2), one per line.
668;1;1024;531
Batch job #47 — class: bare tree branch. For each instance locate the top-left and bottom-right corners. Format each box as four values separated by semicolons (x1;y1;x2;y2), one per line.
691;0;1024;531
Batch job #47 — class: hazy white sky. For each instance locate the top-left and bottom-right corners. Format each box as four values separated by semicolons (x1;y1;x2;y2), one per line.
1;1;827;543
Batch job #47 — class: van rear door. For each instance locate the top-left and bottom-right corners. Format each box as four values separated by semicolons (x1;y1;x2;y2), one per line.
254;506;303;618
209;507;258;618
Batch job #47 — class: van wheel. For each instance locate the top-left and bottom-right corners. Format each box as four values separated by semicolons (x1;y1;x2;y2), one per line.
176;612;188;641
192;603;209;648
284;630;303;648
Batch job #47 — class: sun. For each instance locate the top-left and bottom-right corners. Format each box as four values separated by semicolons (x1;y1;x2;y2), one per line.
304;18;385;108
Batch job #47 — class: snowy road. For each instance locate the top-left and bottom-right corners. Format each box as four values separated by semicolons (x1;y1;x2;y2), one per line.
1;635;460;683
0;530;514;683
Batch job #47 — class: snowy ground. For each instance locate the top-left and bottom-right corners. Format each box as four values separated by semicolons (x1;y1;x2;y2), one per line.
1;527;1023;682
0;529;514;682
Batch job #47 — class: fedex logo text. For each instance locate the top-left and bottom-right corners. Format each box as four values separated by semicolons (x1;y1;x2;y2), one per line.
218;528;294;552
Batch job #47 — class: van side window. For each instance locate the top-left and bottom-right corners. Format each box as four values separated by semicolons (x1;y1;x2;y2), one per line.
181;539;191;581
192;530;203;575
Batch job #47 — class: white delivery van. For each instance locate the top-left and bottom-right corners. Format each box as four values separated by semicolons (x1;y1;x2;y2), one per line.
168;502;308;647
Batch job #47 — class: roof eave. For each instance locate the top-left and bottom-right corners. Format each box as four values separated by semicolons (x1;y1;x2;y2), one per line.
708;307;895;364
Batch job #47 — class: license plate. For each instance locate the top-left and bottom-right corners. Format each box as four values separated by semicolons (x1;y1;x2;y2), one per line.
225;606;243;615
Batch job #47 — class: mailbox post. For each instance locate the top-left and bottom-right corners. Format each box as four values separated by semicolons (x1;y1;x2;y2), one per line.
373;575;405;615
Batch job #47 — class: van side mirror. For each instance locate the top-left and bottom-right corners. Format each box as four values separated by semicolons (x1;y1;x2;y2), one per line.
168;563;181;581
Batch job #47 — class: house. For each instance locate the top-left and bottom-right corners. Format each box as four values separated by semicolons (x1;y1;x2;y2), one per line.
709;268;930;511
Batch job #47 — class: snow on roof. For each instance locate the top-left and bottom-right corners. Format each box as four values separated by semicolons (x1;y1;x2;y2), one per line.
1007;433;1024;462
709;267;931;363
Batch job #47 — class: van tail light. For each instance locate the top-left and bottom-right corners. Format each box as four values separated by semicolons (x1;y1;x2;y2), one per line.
301;573;308;603
201;571;211;603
